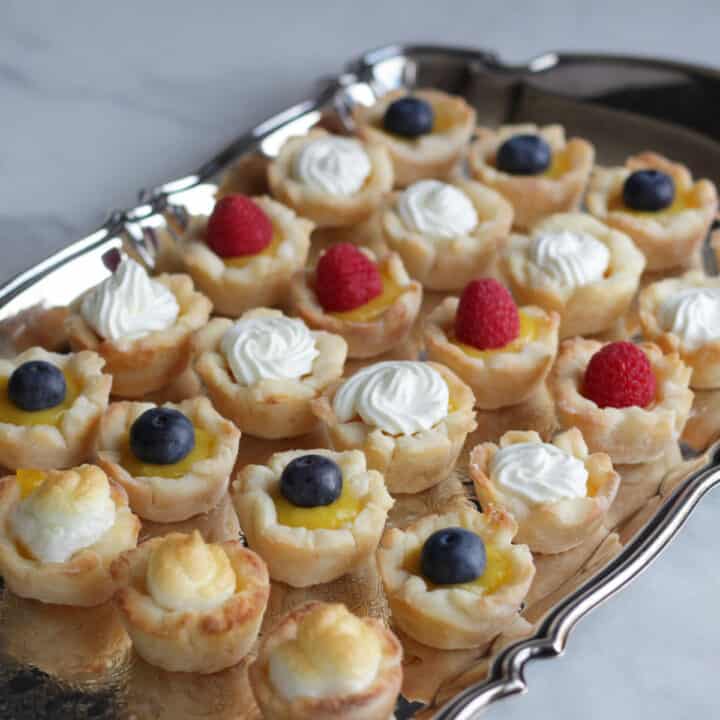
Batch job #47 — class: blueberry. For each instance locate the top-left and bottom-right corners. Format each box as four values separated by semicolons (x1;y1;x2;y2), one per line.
280;454;342;508
420;527;486;585
7;361;66;412
129;407;195;465
622;169;675;211
496;134;552;175
383;96;434;138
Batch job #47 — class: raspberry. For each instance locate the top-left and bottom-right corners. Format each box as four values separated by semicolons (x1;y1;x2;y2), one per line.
583;341;656;408
315;243;383;312
454;278;519;350
206;194;272;258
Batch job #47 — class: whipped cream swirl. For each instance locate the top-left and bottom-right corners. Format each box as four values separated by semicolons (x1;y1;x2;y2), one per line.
397;180;478;239
528;230;610;288
333;361;449;436
80;258;179;342
490;442;588;505
293;136;371;196
659;287;720;350
221;315;319;386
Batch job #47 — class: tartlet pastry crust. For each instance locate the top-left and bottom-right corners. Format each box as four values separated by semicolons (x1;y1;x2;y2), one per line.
249;601;403;720
0;347;112;470
311;362;477;494
194;308;347;439
468;123;595;230
424;299;559;410
232;448;393;587
381;178;513;291
550;338;693;464
267;129;393;228
181;195;314;318
95;396;240;522
112;533;270;673
501;212;646;339
0;465;140;606
66;272;212;398
586;152;718;272
289;247;422;359
353;88;477;187
377;506;535;649
469;428;620;554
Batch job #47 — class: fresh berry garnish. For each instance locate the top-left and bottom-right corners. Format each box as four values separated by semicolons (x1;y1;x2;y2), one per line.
280;454;342;508
583;341;656;409
622;169;675;212
315;243;383;312
421;527;487;585
7;361;66;412
205;194;273;258
383;96;434;138
129;407;195;465
496;134;552;175
454;278;520;350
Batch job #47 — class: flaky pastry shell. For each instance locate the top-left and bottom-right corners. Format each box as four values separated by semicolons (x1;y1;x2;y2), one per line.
267;129;393;228
353;88;476;187
381;178;513;291
312;362;476;494
194;308;347;439
0;347;112;470
468;123;595;230
377;506;534;649
249;601;403;720
290;247;422;359
501;212;646;339
66;272;212;398
550;338;693;464
424;299;559;410
232;449;393;587
181;195;313;317
112;534;269;673
469;428;619;554
95;396;240;522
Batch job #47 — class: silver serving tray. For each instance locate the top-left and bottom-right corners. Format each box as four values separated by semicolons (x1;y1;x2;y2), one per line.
2;44;720;719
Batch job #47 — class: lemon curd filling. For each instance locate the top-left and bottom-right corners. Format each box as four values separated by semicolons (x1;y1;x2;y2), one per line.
223;228;283;269
609;189;693;218
0;373;80;427
16;468;47;499
272;479;363;530
451;310;540;360
404;541;512;595
120;427;215;479
330;271;407;323
543;148;570;179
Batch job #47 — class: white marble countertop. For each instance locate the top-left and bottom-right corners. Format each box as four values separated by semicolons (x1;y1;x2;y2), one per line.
1;1;719;717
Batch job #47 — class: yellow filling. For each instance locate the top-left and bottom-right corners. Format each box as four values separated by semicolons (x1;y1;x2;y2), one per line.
609;189;692;218
223;227;283;268
405;542;512;595
272;479;363;530
451;310;540;359
16;468;47;499
119;427;215;479
0;372;80;427
331;271;407;323
543;148;570;179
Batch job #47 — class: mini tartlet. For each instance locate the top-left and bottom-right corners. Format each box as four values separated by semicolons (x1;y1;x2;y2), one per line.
352;88;476;187
95;397;240;522
468;123;595;230
181;194;314;317
112;531;269;673
267;129;393;228
0;464;140;606
469;428;620;554
249;601;403;720
194;308;347;439
381;178;513;291
501;212;646;339
586;152;718;271
290;245;422;359
0;347;111;470
377;506;534;649
232;449;393;587
312;361;476;494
